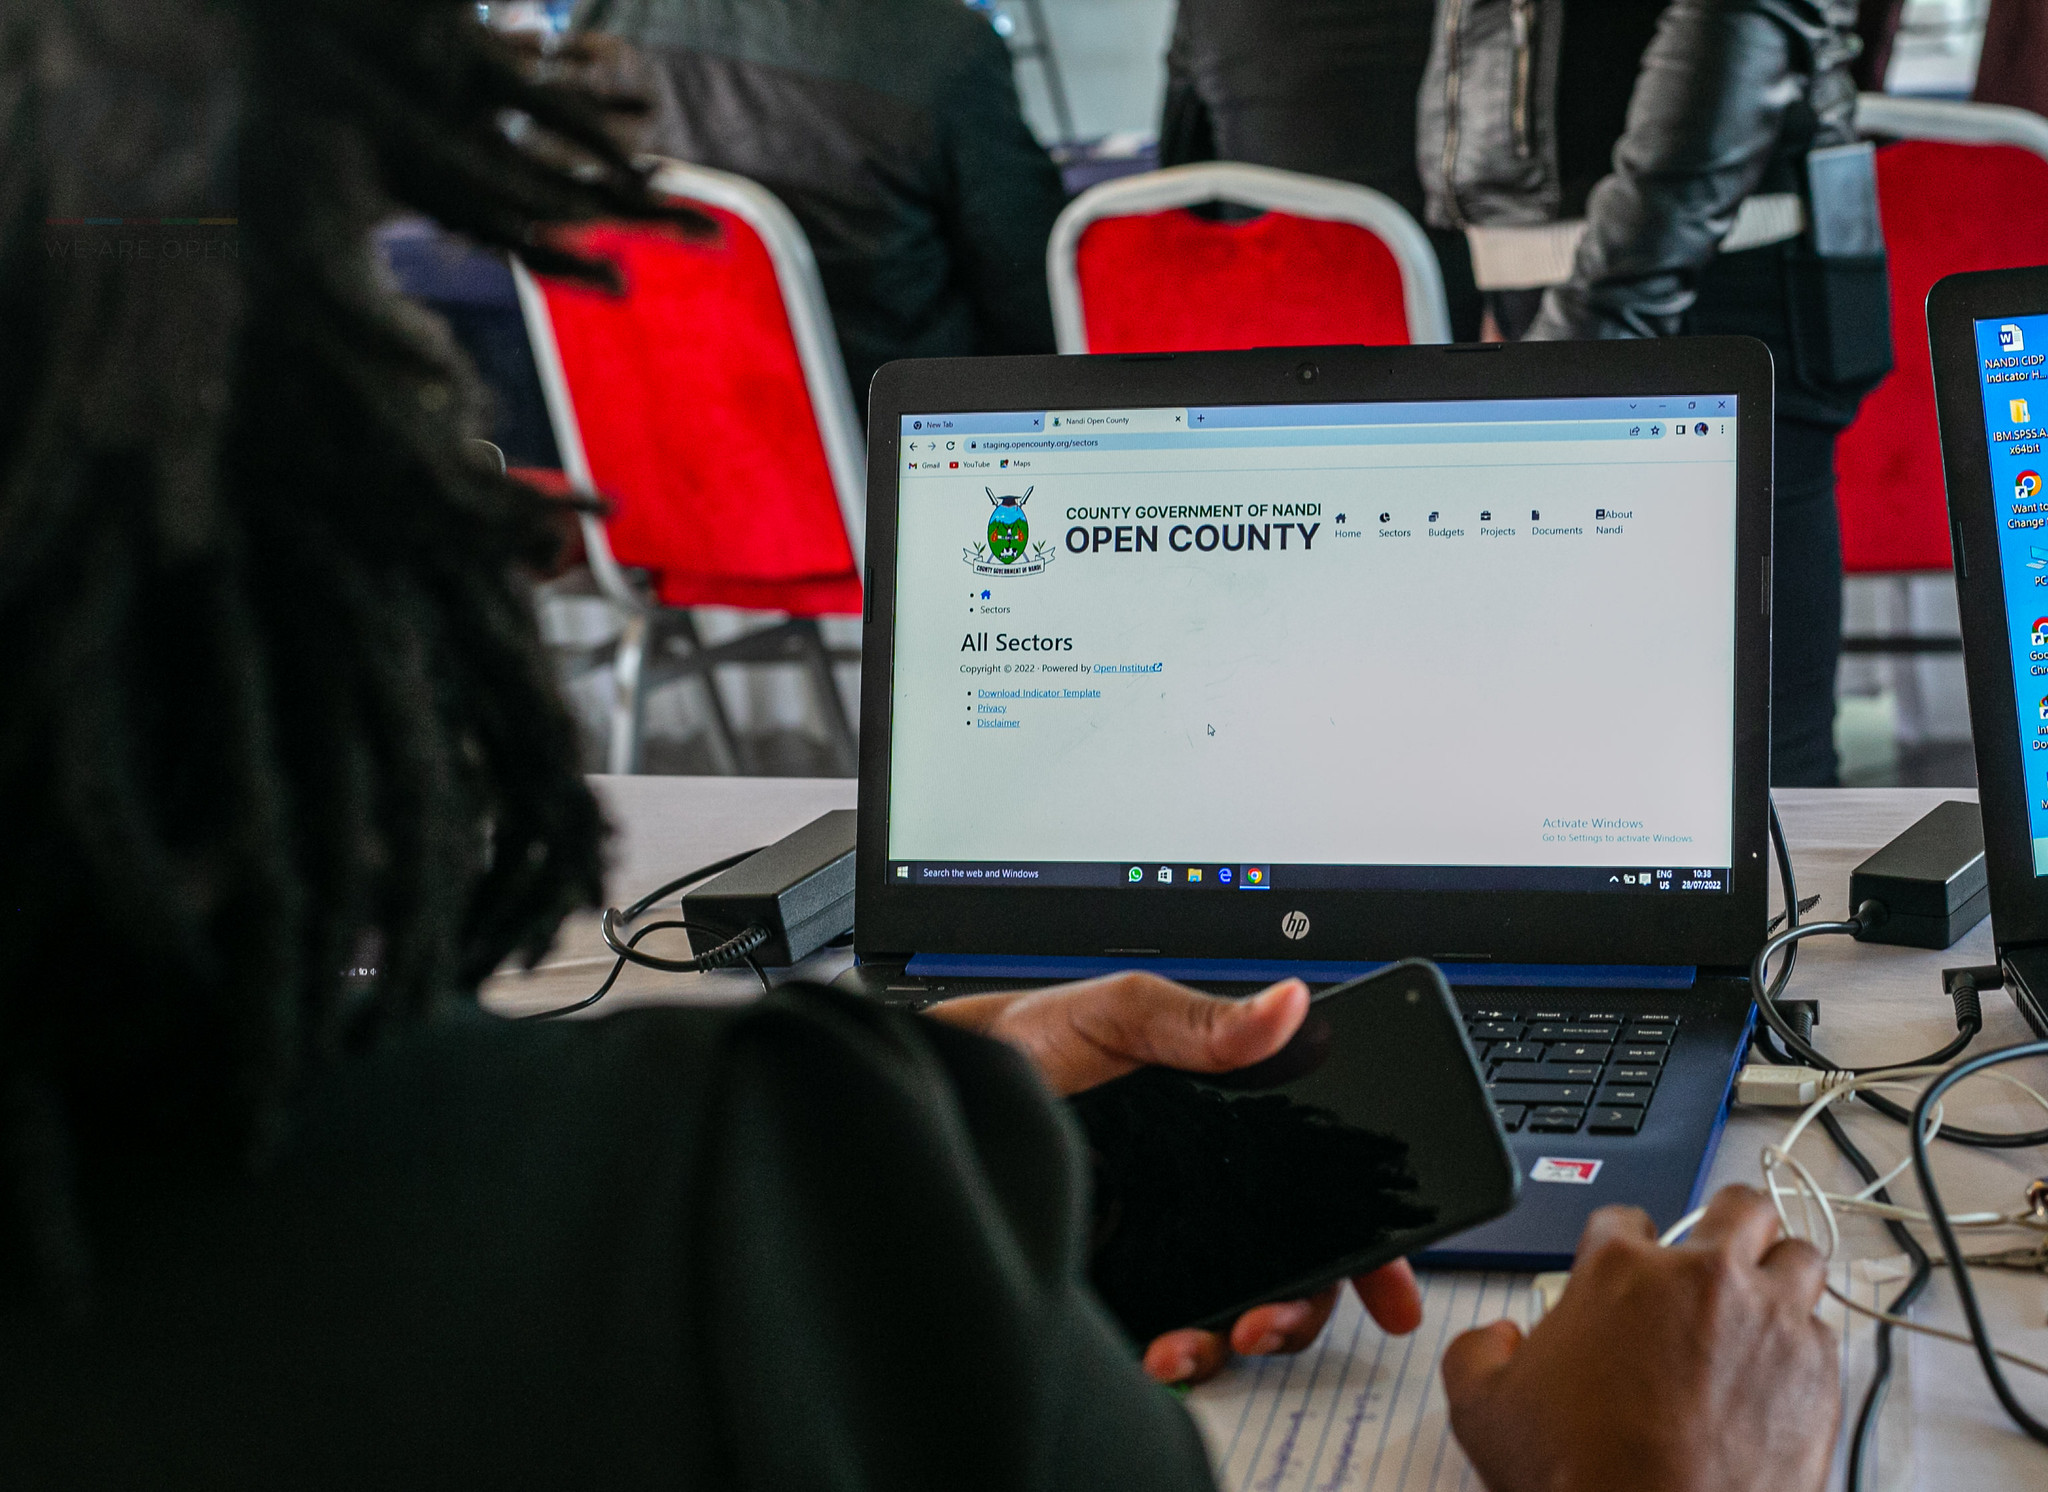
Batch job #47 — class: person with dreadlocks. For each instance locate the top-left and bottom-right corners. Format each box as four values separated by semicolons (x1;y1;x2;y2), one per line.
0;3;1841;1488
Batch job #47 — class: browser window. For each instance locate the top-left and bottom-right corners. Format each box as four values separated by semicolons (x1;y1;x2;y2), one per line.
886;395;1740;895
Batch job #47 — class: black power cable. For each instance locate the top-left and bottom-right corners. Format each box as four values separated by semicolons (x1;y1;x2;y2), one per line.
1909;1039;2048;1448
1752;804;2013;1102
1818;1107;1932;1491
1761;826;1929;1492
1756;801;2048;1456
519;848;771;1021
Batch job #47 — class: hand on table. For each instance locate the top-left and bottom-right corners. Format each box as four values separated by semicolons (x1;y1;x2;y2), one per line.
1441;1185;1839;1492
926;972;1424;1383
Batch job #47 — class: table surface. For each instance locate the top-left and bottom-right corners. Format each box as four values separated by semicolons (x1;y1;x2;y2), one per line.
481;781;2048;1487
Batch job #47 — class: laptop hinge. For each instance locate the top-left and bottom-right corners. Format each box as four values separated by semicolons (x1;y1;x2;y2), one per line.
903;954;1697;988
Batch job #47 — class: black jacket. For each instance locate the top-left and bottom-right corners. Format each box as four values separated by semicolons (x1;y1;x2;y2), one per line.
1159;0;1483;341
577;0;1067;406
1418;0;1865;341
1;989;1214;1488
1163;0;1442;222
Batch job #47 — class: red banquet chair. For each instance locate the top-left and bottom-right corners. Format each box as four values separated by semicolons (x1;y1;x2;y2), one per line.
1838;97;2048;652
1046;162;1452;354
512;158;865;775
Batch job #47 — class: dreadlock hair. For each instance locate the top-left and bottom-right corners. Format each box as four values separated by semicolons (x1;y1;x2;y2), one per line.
0;0;698;1306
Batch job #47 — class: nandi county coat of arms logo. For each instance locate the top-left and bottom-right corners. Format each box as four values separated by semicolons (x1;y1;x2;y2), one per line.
964;486;1056;576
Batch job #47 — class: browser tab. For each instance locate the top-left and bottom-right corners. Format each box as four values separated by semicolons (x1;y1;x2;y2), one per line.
903;412;1045;435
1046;408;1189;433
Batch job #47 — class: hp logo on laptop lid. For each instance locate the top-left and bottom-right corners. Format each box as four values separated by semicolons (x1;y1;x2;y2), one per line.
1281;910;1311;940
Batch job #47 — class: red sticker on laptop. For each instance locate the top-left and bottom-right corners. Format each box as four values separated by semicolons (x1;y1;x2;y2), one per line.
1530;1157;1603;1184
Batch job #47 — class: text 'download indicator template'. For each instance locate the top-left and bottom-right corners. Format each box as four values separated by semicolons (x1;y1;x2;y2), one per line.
887;408;1738;871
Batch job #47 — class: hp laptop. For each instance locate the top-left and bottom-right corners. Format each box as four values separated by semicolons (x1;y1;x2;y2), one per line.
839;339;1774;1266
1929;264;2048;1041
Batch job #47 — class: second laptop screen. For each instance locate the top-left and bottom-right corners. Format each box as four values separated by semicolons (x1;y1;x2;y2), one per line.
886;396;1740;896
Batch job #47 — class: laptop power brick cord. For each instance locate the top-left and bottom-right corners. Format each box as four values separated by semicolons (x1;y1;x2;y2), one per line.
521;810;856;1021
1731;796;2048;1468
1743;799;2042;1141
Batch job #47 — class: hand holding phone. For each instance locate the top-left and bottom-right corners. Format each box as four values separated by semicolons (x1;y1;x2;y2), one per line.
1070;961;1517;1343
924;969;1434;1379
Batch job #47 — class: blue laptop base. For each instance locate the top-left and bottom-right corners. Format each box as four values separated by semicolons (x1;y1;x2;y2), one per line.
1420;986;1756;1270
845;957;1757;1271
903;954;1700;989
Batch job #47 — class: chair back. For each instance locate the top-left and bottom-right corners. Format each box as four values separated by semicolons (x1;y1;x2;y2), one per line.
1046;163;1451;354
1838;97;2048;574
514;159;864;616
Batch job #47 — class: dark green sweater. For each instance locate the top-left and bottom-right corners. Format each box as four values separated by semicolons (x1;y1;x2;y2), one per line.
0;987;1213;1489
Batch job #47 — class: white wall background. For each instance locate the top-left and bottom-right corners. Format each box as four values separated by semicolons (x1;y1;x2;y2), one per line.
1002;0;1176;143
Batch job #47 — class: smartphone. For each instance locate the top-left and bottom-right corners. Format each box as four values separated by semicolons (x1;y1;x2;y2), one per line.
1069;960;1518;1343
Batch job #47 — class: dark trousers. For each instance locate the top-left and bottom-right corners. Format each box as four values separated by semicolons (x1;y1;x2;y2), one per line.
1770;419;1844;786
1492;274;1852;788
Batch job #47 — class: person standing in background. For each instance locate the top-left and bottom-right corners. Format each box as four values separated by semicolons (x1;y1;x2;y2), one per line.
572;0;1067;404
1159;0;1484;342
1421;0;1892;785
1974;0;2048;117
1851;0;1905;88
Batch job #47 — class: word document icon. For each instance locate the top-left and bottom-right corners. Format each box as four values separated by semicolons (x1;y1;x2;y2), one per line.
2002;324;2026;353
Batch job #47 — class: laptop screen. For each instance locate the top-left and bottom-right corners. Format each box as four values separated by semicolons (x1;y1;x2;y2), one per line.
1969;312;2048;874
885;395;1740;898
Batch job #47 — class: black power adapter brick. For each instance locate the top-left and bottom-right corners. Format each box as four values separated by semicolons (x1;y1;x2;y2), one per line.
1848;799;1988;950
683;810;856;966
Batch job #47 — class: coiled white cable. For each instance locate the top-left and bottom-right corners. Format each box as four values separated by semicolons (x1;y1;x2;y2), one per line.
1761;1066;2048;1381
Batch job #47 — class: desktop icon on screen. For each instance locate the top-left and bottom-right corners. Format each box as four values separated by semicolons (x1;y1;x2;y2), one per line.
1187;868;1202;882
2039;695;2048;722
1157;866;1173;883
1218;867;1232;884
2002;324;2026;352
2014;399;2032;424
1128;866;1143;883
1242;865;1269;888
2033;618;2048;647
2019;470;2042;503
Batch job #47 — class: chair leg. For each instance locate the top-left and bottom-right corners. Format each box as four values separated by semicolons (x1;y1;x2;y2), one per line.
608;612;651;776
674;611;745;775
794;618;859;776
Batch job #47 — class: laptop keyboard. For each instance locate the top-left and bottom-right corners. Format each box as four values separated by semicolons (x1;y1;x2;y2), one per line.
1462;1006;1678;1137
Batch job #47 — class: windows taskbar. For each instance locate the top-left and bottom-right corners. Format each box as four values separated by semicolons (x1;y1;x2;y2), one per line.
889;862;1730;893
